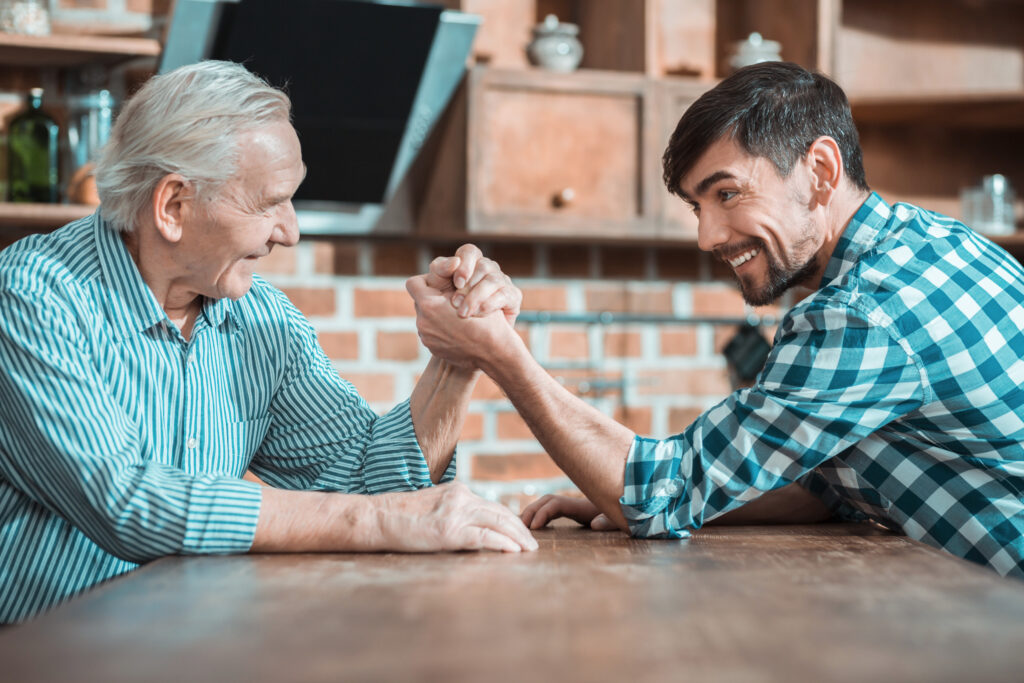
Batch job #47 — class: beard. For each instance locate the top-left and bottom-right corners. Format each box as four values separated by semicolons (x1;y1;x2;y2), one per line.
722;213;822;306
735;246;819;306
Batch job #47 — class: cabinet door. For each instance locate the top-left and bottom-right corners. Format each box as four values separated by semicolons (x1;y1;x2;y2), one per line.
467;69;658;239
656;80;709;240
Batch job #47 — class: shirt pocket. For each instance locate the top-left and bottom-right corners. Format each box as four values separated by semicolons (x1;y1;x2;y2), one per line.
208;416;273;478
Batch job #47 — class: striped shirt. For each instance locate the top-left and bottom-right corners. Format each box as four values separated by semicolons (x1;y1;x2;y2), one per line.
622;193;1024;577
0;212;450;623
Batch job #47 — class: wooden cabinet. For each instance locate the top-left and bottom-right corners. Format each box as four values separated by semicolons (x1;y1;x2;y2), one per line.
714;0;1024;228
465;68;659;239
421;0;1022;247
412;67;706;243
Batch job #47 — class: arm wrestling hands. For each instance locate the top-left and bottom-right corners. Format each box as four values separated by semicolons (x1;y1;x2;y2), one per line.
407;245;836;534
407;244;636;535
253;246;537;554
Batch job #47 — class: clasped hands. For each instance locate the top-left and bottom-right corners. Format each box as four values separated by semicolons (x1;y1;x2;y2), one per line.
405;245;616;539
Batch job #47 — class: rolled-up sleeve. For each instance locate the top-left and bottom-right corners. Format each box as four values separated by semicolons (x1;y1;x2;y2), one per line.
248;294;450;494
620;296;924;538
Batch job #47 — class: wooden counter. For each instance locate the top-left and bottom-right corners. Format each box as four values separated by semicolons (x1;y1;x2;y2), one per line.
2;523;1023;682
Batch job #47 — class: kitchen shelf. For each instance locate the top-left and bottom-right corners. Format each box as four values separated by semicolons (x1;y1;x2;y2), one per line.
0;202;95;231
0;32;161;67
850;91;1024;129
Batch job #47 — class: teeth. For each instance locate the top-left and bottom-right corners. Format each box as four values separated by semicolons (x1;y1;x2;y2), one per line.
728;248;760;268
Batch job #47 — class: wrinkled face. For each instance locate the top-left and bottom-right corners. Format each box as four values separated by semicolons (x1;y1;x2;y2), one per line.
178;120;305;301
678;137;825;306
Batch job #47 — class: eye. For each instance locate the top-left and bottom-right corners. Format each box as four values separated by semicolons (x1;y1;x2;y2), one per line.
719;189;738;203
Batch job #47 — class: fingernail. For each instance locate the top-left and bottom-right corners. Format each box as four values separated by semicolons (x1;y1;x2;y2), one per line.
454;276;466;289
451;294;464;309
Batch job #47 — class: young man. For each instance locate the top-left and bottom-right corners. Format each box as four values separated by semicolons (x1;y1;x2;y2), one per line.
408;62;1024;578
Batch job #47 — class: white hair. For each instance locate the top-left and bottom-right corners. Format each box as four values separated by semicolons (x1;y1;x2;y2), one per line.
94;60;292;232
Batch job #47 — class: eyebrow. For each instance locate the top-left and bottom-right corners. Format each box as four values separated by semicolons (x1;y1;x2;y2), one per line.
692;170;737;199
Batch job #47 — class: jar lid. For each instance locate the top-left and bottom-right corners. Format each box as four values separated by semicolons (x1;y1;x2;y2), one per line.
731;32;782;62
533;14;579;37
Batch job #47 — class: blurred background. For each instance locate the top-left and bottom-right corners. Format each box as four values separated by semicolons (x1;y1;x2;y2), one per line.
1;0;1022;511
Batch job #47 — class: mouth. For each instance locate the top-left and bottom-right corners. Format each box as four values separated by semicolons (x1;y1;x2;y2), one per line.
726;247;760;269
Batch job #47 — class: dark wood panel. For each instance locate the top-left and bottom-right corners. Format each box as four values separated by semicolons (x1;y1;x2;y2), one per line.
3;524;1024;682
0;33;160;67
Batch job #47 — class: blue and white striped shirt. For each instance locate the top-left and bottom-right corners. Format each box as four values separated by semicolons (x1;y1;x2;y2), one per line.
0;212;450;623
622;193;1024;577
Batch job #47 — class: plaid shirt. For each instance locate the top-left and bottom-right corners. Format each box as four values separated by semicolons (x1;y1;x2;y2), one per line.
622;193;1024;577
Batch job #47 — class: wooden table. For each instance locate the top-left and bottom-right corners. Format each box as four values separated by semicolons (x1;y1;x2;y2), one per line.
3;523;1024;682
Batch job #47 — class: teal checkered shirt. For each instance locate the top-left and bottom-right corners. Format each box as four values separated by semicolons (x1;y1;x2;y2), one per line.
623;193;1024;577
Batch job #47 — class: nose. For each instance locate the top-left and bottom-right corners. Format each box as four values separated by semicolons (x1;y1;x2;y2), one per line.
273;201;300;248
696;211;730;253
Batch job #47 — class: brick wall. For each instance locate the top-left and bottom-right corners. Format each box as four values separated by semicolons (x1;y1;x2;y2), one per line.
258;237;784;512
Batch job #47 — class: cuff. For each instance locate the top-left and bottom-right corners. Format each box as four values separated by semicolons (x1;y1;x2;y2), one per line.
618;435;691;539
181;477;263;554
361;398;439;493
440;449;457;484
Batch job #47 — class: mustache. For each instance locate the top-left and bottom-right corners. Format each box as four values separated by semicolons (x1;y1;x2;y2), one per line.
714;240;764;263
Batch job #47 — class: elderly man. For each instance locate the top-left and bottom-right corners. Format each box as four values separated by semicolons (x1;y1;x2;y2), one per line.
0;61;536;624
409;62;1024;577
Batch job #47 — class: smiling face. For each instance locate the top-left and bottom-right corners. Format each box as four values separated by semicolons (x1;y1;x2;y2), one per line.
678;136;827;306
176;120;306;301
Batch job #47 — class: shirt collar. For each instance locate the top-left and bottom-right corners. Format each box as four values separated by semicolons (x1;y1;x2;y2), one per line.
821;191;892;287
94;212;167;337
94;212;238;337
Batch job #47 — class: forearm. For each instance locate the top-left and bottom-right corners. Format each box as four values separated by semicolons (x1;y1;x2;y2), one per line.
251;487;381;552
706;483;834;525
481;340;634;531
251;482;539;554
409;356;481;483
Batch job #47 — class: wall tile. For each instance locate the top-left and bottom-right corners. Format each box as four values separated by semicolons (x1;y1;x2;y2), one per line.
520;285;568;312
604;330;643;358
496;410;534;440
660;329;698;356
471;452;565;481
318;331;360;361
376;331;421;361
339;371;395;403
584;285;673;314
313;241;360;275
353;288;415;317
281;287;336;318
548;328;589;360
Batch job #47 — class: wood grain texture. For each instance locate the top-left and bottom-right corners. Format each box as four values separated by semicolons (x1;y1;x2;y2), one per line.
3;523;1024;682
0;32;160;67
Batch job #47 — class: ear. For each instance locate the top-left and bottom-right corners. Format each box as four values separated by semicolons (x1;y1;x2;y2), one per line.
805;136;843;207
150;174;192;244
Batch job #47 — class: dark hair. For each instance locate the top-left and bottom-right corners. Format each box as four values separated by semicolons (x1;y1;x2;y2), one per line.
662;62;869;197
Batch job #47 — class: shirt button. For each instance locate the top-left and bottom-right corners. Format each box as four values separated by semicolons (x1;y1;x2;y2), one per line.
664;481;682;496
187;354;196;364
186;437;198;449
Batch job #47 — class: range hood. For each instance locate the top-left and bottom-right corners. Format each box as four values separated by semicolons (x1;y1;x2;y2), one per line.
160;0;479;234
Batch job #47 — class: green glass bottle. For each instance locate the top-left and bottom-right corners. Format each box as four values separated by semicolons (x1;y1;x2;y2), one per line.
7;88;60;203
